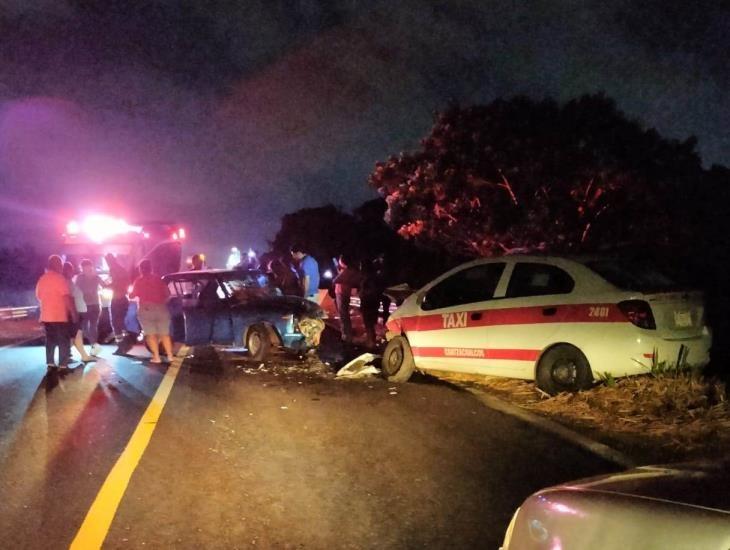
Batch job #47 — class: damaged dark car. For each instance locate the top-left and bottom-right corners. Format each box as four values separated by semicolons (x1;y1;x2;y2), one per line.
163;269;325;360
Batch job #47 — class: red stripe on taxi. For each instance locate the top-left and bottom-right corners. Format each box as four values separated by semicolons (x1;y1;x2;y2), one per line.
411;347;541;361
399;303;626;332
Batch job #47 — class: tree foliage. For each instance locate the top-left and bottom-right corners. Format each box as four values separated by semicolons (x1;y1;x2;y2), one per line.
369;94;704;258
269;200;452;286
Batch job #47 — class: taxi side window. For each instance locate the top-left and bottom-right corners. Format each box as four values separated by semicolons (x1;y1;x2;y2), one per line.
422;263;505;311
506;263;574;298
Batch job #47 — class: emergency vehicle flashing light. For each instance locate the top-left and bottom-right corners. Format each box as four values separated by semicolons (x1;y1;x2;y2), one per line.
66;215;142;243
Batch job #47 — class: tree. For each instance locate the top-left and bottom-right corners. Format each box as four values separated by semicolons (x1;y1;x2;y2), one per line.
269;204;357;268
269;200;451;287
369;94;704;258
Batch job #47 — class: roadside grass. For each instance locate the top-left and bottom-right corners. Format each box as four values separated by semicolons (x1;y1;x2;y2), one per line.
430;369;730;462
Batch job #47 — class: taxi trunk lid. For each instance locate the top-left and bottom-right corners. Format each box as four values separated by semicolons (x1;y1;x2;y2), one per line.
644;290;705;340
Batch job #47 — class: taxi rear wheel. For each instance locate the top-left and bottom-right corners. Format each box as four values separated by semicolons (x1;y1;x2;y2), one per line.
536;344;593;395
246;324;271;361
382;335;415;383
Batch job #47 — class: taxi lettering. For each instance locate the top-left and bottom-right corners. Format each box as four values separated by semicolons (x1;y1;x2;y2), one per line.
442;312;468;329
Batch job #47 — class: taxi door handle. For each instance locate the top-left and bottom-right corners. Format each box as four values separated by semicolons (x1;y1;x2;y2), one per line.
470;312;482;321
542;307;557;316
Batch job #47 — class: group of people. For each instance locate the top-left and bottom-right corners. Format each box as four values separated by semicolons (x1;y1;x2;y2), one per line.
36;255;103;369
266;244;392;348
265;243;322;302
332;253;391;348
36;253;174;369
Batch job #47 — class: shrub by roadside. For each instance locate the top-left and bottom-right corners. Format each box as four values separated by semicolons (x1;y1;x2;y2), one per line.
429;370;729;464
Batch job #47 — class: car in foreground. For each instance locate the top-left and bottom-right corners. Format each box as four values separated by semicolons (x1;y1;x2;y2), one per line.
501;461;730;549
163;269;325;359
382;255;711;394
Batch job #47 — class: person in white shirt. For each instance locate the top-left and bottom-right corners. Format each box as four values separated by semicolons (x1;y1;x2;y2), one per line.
63;262;96;363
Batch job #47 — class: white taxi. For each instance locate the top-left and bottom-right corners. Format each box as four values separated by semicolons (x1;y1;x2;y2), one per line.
382;255;711;394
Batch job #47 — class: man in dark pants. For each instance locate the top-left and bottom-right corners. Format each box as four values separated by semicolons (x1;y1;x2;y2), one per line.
332;254;361;344
105;253;131;344
35;255;78;370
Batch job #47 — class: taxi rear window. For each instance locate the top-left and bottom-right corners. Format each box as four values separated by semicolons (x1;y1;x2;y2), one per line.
584;260;680;292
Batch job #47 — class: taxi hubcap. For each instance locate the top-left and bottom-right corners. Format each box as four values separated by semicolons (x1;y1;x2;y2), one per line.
385;346;403;375
552;360;577;385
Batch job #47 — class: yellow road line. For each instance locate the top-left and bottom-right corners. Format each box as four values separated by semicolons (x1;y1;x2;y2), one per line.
70;346;189;550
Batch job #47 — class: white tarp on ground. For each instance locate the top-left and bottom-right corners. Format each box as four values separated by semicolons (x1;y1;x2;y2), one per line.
336;353;381;378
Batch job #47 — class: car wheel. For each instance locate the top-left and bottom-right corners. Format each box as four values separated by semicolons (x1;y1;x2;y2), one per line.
381;335;416;383
246;324;271;361
536;344;593;395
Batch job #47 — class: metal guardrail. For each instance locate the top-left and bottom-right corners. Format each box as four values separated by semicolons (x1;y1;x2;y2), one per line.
0;306;38;321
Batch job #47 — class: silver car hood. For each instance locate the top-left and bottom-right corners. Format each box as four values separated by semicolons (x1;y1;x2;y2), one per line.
502;461;730;550
560;460;730;512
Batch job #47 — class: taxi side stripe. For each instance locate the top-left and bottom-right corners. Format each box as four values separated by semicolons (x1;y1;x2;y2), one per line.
400;303;626;332
411;346;541;361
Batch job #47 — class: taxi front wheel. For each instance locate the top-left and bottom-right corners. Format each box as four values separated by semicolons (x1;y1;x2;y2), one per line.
536;344;593;395
382;335;416;383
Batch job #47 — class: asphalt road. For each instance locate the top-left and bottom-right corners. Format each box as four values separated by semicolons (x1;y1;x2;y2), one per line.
0;340;618;549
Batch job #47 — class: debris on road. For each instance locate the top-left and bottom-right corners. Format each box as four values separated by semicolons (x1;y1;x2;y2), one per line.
336;353;381;378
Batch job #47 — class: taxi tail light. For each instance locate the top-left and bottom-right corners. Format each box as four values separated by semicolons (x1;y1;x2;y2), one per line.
618;300;656;330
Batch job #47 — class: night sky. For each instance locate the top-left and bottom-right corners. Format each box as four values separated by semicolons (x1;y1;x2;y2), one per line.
1;1;728;265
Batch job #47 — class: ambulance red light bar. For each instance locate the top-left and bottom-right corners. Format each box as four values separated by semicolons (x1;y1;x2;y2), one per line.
171;227;186;240
65;215;142;243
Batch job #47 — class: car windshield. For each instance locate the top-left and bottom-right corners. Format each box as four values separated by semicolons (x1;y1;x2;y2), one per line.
584;259;683;293
220;272;281;300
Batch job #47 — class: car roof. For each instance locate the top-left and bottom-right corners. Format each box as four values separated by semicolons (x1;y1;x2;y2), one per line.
163;269;264;281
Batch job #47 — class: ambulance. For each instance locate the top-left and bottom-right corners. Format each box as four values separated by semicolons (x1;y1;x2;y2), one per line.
61;214;186;341
382;255;711;394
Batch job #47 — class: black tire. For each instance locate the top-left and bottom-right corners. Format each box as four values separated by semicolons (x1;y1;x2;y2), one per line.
246;324;271;361
381;335;416;383
536;344;593;395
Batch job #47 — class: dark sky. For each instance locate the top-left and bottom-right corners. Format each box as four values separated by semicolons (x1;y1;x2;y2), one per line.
1;0;728;264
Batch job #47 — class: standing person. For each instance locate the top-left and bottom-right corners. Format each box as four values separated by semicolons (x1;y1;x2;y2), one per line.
190;254;205;271
268;257;301;296
332;254;361;344
290;243;320;302
130;259;173;364
75;258;103;355
35;255;77;370
104;253;130;344
372;253;391;323
359;259;381;349
63;261;95;363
